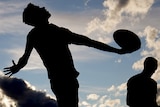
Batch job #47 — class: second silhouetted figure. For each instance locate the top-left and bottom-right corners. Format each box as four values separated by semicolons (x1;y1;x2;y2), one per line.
127;57;159;107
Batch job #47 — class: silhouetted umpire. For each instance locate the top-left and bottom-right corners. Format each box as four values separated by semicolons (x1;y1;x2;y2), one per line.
4;3;129;107
127;57;159;107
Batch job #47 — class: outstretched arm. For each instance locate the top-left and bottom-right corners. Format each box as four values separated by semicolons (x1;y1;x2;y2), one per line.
69;32;127;54
4;34;33;77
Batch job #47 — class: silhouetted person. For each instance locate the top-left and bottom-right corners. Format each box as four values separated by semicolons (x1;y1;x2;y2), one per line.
127;57;159;107
4;3;129;107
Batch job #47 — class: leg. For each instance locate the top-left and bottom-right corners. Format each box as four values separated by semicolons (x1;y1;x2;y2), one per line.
50;78;79;107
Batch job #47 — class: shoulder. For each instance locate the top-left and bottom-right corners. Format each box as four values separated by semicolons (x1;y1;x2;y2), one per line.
127;74;141;85
49;24;72;33
26;28;38;40
128;74;140;82
48;23;59;28
28;27;37;34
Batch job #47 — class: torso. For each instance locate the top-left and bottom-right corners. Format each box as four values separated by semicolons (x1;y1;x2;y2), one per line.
28;24;79;79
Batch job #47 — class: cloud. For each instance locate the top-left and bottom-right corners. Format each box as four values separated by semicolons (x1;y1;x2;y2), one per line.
86;0;155;34
80;101;91;107
107;85;116;92
87;94;100;100
138;26;159;49
80;94;122;107
99;98;121;107
117;82;127;91
79;83;127;107
107;83;126;93
0;76;57;107
0;90;16;107
132;58;144;71
106;83;127;98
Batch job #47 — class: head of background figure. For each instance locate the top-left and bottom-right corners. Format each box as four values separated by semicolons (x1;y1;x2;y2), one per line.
143;57;158;77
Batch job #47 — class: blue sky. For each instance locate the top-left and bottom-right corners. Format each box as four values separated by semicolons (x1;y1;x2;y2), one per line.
0;0;160;107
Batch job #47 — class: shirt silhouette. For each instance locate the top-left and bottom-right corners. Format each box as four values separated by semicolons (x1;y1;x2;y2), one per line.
127;57;159;107
4;3;129;107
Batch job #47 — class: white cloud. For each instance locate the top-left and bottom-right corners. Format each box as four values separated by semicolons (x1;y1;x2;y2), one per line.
107;85;116;92
80;94;123;107
79;82;127;107
125;0;154;16
86;0;155;35
80;83;126;107
106;83;127;98
98;95;108;104
80;101;91;107
142;26;159;49
132;58;144;71
117;82;127;91
107;83;126;92
87;94;100;100
79;83;127;107
99;98;121;107
0;89;16;107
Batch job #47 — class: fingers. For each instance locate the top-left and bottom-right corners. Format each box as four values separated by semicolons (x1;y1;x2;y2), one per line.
3;60;16;77
4;71;13;77
5;71;12;75
3;67;13;77
3;67;10;70
4;70;13;77
3;69;11;72
3;68;11;76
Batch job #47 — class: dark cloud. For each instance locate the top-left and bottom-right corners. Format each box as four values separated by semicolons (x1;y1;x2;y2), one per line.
0;76;57;107
117;0;129;8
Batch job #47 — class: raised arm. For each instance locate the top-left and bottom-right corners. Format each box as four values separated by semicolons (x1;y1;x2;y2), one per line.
4;33;33;77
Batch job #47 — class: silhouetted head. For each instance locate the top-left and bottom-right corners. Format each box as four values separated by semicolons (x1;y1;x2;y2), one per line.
23;3;51;26
143;57;158;77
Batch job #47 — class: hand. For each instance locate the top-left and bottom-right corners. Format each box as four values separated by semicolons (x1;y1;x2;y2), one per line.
3;60;19;77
